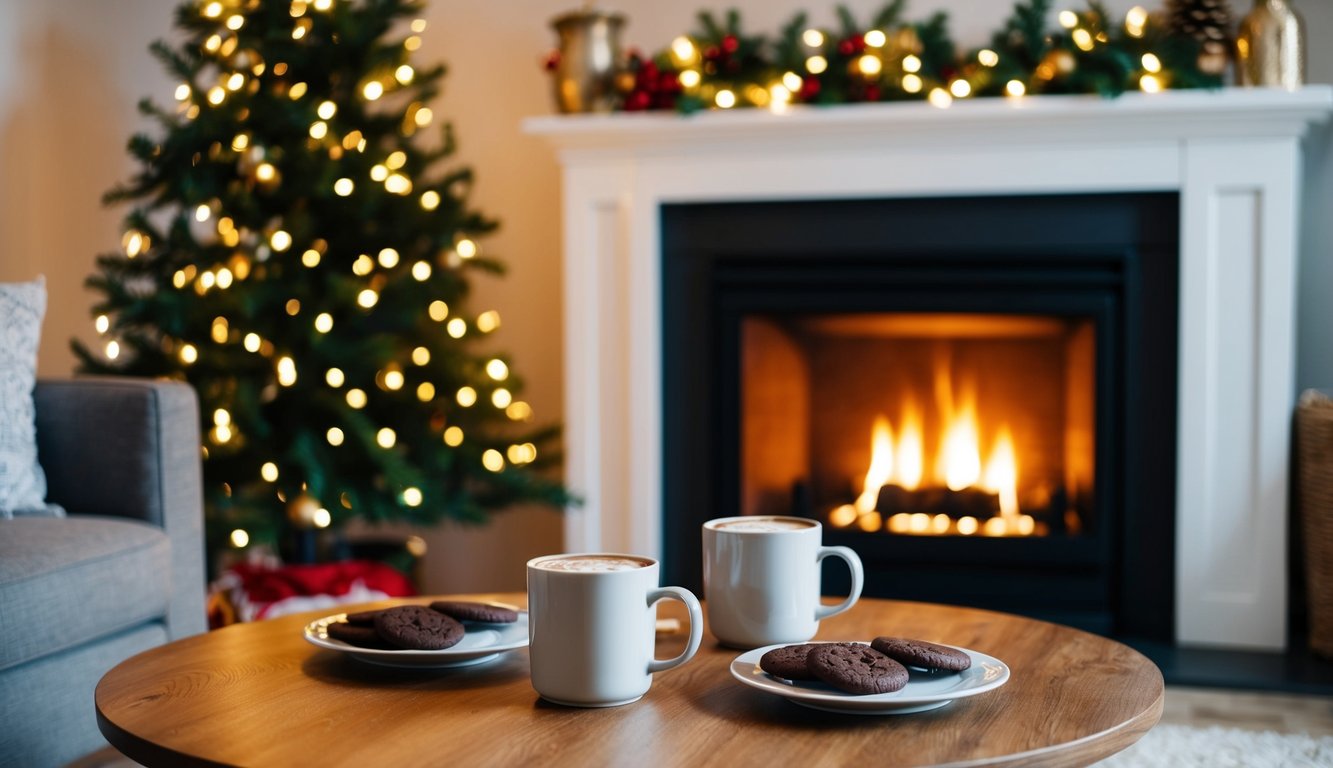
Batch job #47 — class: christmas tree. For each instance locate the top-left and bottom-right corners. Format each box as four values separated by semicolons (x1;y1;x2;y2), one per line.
76;0;570;565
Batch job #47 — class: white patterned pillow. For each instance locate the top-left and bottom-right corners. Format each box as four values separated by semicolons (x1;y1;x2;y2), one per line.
0;276;55;517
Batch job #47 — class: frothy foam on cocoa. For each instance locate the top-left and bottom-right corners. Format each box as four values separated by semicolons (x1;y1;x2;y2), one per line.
712;518;815;532
536;555;650;572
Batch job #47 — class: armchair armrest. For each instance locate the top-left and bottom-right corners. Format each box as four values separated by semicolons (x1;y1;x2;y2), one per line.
33;376;206;638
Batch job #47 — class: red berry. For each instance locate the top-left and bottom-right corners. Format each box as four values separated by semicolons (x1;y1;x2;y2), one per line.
625;90;651;111
800;78;821;99
722;35;740;54
704;45;721;61
864;84;881;101
658;71;681;93
838;38;855;56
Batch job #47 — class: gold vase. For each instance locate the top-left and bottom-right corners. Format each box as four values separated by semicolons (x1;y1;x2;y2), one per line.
1236;0;1306;89
550;7;626;113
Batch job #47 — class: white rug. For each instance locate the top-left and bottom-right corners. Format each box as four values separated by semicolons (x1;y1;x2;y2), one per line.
1100;724;1333;767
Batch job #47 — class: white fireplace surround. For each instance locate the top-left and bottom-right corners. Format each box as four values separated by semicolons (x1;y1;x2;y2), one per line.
527;86;1333;651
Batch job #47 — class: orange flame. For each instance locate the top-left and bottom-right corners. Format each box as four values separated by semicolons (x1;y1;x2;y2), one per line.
895;401;924;490
938;400;982;491
831;364;1037;536
981;425;1019;519
855;416;894;513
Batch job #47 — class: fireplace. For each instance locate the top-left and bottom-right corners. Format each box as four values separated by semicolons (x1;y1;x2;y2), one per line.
527;88;1333;650
661;194;1177;638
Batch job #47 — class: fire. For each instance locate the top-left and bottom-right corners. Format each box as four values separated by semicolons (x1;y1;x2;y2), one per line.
939;400;981;491
981;426;1020;520
855;416;894;514
896;402;924;490
831;368;1036;536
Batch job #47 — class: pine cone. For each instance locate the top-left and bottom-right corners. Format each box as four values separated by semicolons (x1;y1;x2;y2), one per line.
1166;0;1235;75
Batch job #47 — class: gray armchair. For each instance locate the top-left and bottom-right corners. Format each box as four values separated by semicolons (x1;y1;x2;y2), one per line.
0;377;207;768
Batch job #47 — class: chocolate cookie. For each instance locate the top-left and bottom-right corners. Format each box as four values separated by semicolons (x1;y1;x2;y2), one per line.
326;621;394;649
373;605;465;650
429;600;519;624
871;637;972;672
344;609;384;626
808;643;909;695
758;643;822;681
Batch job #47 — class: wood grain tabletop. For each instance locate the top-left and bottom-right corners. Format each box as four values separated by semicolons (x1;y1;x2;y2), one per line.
96;594;1162;767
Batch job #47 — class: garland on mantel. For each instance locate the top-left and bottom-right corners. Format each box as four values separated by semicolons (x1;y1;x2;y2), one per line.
607;0;1222;113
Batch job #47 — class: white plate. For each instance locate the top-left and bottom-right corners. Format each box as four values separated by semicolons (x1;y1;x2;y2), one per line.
730;641;1009;714
303;607;529;669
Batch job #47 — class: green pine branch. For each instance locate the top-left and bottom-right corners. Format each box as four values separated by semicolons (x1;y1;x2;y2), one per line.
871;0;907;31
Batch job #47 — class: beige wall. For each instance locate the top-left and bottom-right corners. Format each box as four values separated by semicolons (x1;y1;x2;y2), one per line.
2;0;1331;593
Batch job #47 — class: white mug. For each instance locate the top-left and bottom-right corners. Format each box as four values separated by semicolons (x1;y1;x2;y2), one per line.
526;553;703;707
703;516;864;648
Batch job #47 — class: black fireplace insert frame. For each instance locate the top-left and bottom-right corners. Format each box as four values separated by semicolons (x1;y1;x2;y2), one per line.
661;193;1179;641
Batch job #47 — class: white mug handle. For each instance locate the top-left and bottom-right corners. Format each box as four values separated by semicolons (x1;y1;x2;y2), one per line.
814;545;864;621
646;586;703;674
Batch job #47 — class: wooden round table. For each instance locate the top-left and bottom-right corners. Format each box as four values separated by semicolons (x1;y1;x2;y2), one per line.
97;594;1162;767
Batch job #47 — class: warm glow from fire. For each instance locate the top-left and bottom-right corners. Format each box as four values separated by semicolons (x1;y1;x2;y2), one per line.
830;366;1037;537
982;425;1020;519
855;416;895;513
939;401;982;491
830;503;857;528
896;403;924;490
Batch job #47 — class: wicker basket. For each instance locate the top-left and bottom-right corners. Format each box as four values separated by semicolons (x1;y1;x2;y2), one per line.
1298;389;1333;657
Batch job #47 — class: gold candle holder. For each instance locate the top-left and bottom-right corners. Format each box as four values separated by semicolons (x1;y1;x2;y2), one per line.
550;6;626;113
1237;0;1306;89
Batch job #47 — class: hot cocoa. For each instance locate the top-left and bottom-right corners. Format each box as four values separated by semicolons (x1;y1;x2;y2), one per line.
533;555;652;572
711;517;816;533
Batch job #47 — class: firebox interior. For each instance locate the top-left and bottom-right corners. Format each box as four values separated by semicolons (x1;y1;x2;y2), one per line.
742;312;1096;540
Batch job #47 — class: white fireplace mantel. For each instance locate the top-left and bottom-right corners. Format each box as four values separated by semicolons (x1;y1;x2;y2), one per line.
526;86;1333;650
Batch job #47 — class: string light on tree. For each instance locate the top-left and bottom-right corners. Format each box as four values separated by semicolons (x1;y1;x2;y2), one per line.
456;386;477;407
346;388;367;409
443;426;464;446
